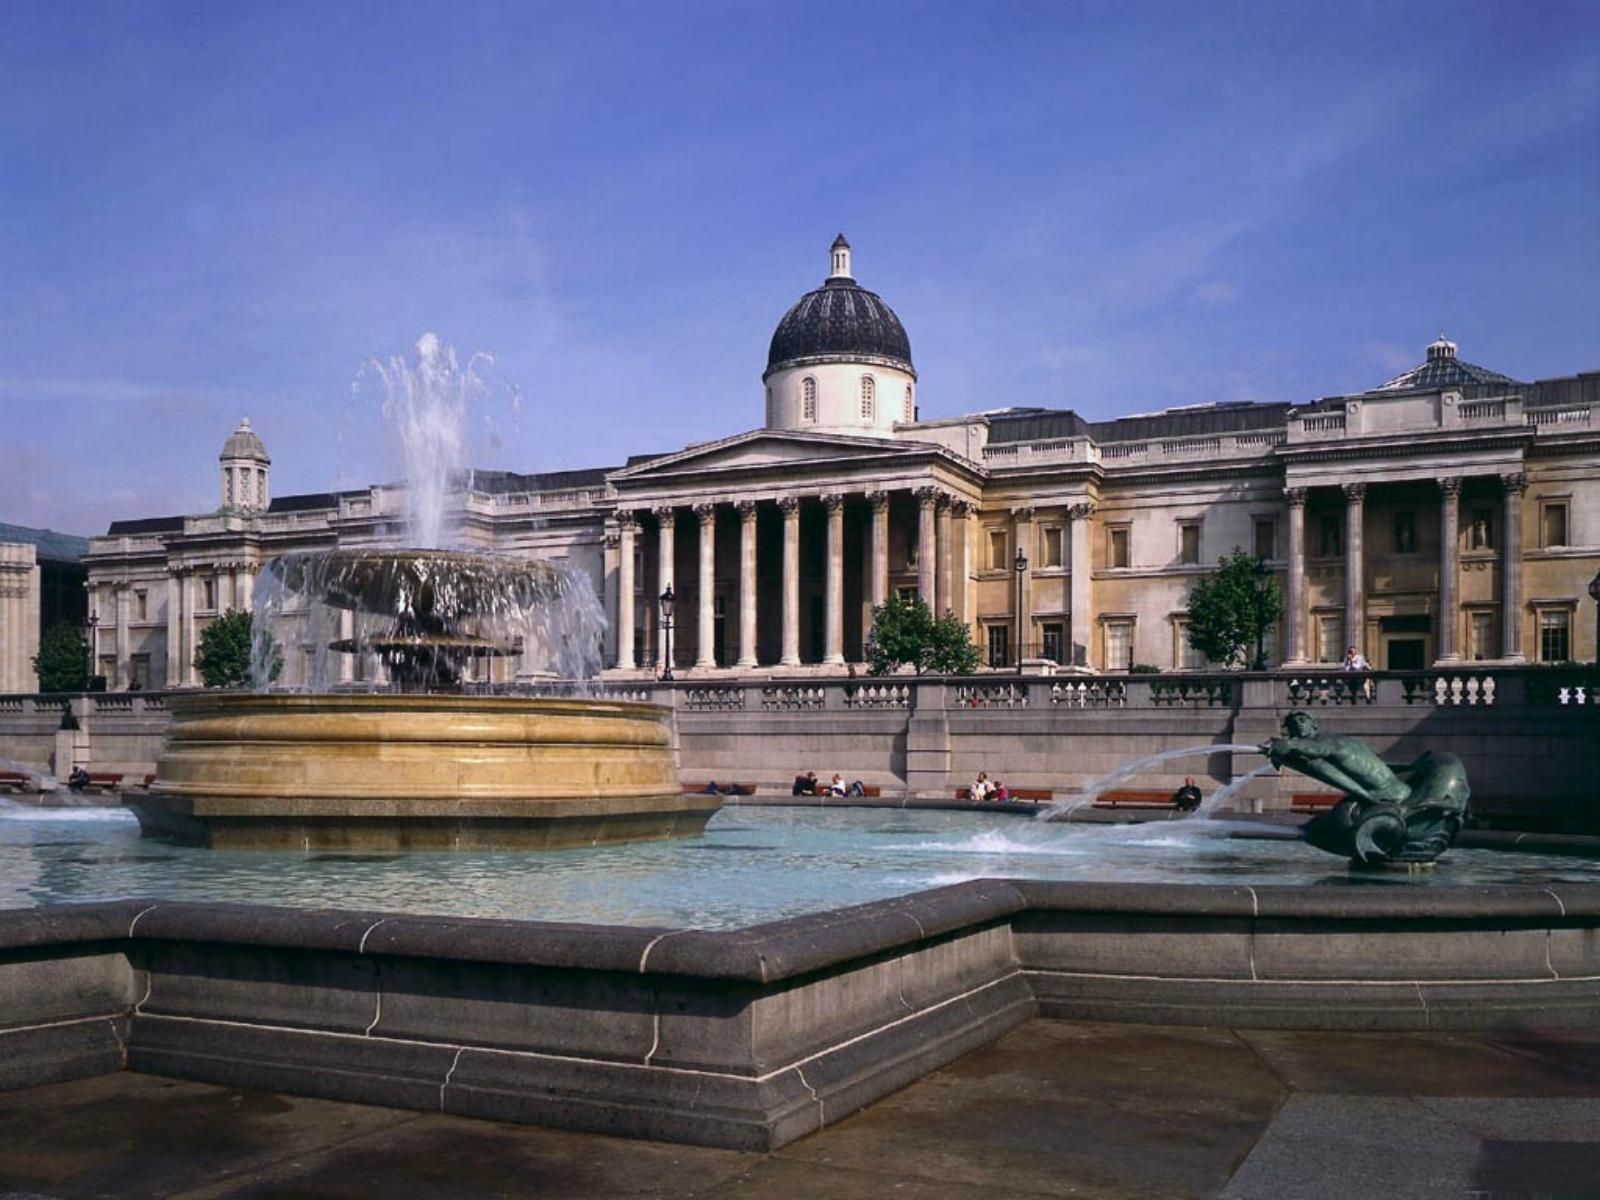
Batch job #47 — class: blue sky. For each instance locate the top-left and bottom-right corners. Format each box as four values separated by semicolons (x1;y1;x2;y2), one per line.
1;0;1596;534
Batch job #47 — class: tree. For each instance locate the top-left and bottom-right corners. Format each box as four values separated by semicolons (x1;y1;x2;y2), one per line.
1185;547;1284;671
32;624;89;692
865;595;981;676
194;608;278;688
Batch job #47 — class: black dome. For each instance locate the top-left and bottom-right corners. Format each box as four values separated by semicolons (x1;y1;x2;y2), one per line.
765;277;915;379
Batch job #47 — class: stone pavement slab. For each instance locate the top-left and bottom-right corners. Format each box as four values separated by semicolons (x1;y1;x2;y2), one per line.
2;1020;1599;1200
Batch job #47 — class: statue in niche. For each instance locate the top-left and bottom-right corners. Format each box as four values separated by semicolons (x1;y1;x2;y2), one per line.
1261;710;1470;865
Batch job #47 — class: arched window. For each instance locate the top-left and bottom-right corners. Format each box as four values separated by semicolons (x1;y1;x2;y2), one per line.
860;375;875;421
903;385;914;423
802;377;817;422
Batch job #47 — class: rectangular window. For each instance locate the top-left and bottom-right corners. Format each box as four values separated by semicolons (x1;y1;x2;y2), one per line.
1319;516;1342;558
1108;527;1130;569
1542;502;1569;548
1105;619;1133;671
1178;522;1200;565
130;654;149;689
1538;609;1571;662
1468;508;1493;551
1317;614;1342;663
896;585;918;604
987;625;1010;669
1039;526;1064;569
1041;622;1064;664
1254;518;1276;561
988;529;1008;571
1469;611;1494;661
1176;621;1206;671
1393;512;1416;555
135;590;147;621
203;579;216;610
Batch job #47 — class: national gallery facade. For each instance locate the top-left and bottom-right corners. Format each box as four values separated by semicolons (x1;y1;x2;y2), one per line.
77;237;1599;689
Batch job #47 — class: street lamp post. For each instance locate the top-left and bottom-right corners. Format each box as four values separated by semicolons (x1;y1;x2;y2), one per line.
1013;546;1028;675
83;610;99;690
659;584;675;682
1588;569;1600;666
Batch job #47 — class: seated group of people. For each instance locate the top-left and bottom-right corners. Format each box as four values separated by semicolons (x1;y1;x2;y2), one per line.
792;771;866;797
970;772;1010;803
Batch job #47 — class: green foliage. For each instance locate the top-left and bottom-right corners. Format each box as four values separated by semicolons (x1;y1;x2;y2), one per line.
866;595;982;676
31;624;89;692
1185;547;1285;671
1129;662;1162;674
194;608;278;688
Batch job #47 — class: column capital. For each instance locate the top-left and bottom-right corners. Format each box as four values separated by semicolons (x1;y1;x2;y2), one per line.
777;495;802;516
651;504;676;522
1501;472;1528;495
1342;483;1367;502
1285;487;1307;507
914;485;942;508
614;509;638;530
864;489;891;512
692;502;717;522
820;492;845;512
1437;476;1463;496
948;498;973;518
734;498;758;519
1068;501;1096;521
603;533;621;550
1010;505;1036;522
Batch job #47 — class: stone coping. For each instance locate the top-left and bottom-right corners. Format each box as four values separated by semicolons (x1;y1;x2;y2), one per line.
6;876;1600;981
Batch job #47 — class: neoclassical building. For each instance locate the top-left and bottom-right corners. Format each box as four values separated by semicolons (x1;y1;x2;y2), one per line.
78;236;1599;689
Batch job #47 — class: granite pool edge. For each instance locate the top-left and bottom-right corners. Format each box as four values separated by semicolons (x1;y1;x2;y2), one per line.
3;880;1599;1150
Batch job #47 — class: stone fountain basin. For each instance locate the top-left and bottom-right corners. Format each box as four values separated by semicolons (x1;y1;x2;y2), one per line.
266;547;559;618
128;692;713;850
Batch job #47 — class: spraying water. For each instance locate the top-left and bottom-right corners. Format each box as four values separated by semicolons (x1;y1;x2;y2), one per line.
1197;761;1279;816
1037;743;1266;822
0;754;57;792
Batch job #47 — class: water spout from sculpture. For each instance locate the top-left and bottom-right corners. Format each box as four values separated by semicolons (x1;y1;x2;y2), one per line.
1036;743;1266;822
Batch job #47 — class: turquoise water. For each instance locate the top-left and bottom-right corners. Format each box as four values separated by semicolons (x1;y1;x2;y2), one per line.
2;802;1597;930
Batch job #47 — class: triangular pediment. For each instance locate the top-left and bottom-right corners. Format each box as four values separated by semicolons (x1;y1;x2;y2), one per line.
611;428;920;481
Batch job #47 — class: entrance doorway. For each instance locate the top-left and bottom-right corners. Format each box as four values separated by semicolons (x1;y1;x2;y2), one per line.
1385;639;1426;670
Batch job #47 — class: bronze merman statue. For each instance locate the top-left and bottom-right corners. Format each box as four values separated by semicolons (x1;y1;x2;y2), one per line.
1261;710;1470;865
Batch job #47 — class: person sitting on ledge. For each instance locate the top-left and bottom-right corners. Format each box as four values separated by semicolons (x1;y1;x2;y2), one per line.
972;771;994;802
828;773;847;797
993;781;1010;802
67;766;90;792
1173;777;1203;812
792;770;818;796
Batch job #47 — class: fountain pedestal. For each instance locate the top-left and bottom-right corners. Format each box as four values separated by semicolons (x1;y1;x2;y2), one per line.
129;693;712;850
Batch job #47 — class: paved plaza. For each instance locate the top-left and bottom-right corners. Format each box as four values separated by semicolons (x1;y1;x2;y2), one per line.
3;1018;1598;1199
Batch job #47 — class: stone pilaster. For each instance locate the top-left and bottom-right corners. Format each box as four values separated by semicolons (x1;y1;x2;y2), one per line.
1342;483;1366;657
1436;477;1463;663
694;504;718;669
779;497;801;667
182;571;197;687
736;501;758;668
1012;506;1035;662
114;582;129;691
1501;473;1527;662
949;499;973;628
602;531;622;668
1284;488;1307;664
166;571;182;688
822;493;845;666
1068;502;1095;669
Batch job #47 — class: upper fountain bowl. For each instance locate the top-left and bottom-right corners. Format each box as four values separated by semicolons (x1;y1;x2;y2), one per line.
264;548;563;621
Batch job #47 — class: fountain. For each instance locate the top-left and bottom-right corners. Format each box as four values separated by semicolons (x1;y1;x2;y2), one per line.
126;334;716;850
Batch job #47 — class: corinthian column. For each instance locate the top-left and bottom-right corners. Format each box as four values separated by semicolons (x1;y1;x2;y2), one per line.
915;486;940;610
1501;473;1526;661
653;506;676;674
166;571;182;687
736;501;758;667
617;513;636;670
866;490;890;611
1069;502;1095;668
822;493;845;666
1436;477;1463;663
779;496;801;666
1343;483;1366;657
695;503;717;669
1284;489;1308;664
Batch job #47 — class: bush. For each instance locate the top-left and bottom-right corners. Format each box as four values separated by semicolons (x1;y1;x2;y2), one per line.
866;595;981;676
194;609;280;688
1186;547;1284;670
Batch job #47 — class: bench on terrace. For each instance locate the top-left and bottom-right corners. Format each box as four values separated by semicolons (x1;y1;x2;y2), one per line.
1290;793;1342;813
1094;789;1177;809
956;787;1053;803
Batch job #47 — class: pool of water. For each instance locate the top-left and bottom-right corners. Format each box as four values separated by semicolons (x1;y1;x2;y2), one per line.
3;801;1597;929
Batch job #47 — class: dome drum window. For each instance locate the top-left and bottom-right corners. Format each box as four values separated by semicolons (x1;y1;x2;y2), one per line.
802;377;817;423
860;375;875;421
903;385;913;423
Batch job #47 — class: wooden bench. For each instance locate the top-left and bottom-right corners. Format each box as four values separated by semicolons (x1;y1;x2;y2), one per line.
785;784;884;798
681;782;756;796
0;770;29;792
957;787;1053;802
1095;789;1177;809
1290;793;1342;813
84;772;125;793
